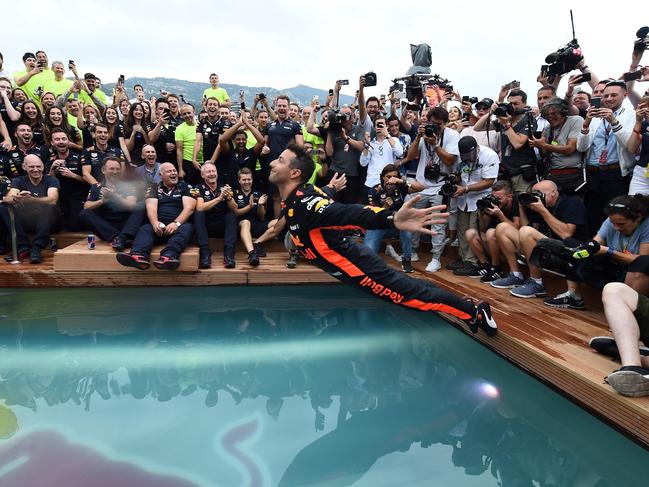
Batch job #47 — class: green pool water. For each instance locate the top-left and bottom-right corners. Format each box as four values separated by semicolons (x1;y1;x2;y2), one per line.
0;286;648;487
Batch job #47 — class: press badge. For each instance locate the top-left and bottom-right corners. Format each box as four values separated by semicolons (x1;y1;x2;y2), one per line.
598;149;609;164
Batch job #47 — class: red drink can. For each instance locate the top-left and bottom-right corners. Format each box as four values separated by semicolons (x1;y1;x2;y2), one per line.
87;234;95;250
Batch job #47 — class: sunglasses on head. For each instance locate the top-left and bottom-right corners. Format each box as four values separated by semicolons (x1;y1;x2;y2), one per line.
608;203;629;209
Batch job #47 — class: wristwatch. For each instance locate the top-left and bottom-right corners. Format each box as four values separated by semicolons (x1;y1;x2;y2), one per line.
174;221;182;227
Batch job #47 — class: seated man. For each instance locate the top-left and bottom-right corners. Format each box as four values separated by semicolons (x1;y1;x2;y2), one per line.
268;143;498;336
465;180;520;282
227;167;271;266
116;162;195;270
601;281;649;397
0;154;61;263
134;144;162;186
491;179;587;298
79;156;145;251
193;163;238;269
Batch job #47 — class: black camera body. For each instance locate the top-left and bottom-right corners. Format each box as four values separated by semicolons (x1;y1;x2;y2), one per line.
440;174;460;197
424;164;441;182
463;96;478;104
476;194;501;211
519;190;546;207
635;26;649;53
493;103;515;118
545;39;583;77
424;123;439;138
327;109;351;130
363;72;377;87
257;93;266;100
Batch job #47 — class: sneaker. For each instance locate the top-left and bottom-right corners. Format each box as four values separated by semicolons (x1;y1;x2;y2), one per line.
153;255;180;271
446;258;465;271
385;244;402;262
453;262;481;277
589;336;649;360
543;291;585;310
468;300;498;336
286;251;299;269
605;366;649;397
515;252;528;266
510;278;547;298
466;263;491;279
480;267;503;284
254;243;267;258
116;252;150;270
425;258;442;273
223;256;236;269
199;249;212;269
450;238;459;247
248;250;260;267
410;252;419;262
29;246;43;264
402;258;413;273
490;273;525;289
110;236;126;252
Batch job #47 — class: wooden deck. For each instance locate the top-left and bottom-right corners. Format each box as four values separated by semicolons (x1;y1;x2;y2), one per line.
1;237;649;449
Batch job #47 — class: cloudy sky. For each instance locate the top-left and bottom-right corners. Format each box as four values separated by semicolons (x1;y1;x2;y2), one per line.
2;0;646;103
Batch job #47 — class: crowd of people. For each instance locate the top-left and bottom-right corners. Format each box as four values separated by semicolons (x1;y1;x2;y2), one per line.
1;40;649;396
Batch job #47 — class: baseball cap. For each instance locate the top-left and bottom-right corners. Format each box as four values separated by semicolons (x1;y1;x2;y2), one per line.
475;98;494;109
458;136;479;163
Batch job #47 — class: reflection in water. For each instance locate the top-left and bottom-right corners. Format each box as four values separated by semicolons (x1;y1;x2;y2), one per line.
0;287;648;487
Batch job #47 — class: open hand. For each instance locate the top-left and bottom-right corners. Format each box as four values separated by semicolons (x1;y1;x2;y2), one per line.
393;196;448;235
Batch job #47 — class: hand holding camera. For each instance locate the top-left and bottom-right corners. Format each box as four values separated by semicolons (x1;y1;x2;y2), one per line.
571;239;601;259
519;190;546;213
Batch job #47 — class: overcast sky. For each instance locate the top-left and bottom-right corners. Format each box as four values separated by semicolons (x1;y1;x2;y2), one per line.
2;0;647;104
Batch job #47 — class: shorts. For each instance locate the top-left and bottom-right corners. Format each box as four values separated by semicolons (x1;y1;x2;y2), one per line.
634;293;649;346
248;219;269;238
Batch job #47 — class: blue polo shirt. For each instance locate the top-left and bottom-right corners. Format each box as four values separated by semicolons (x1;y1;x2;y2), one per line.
267;119;301;161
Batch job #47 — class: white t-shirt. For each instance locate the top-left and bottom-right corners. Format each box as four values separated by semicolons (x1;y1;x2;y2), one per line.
415;127;460;195
456;145;500;211
360;137;404;187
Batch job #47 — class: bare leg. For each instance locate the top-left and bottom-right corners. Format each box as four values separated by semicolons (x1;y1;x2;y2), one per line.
485;229;500;266
495;222;520;273
239;220;254;253
466;228;487;264
602;283;645;367
518;226;544;279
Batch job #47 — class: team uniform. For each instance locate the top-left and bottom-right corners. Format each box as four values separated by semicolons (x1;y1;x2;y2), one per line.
82;146;123;182
47;150;88;230
233;189;268;237
192;182;238;262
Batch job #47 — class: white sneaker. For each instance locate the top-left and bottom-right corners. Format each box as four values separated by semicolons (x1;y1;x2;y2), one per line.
425;258;442;273
450;239;459;248
411;252;419;262
385;244;402;262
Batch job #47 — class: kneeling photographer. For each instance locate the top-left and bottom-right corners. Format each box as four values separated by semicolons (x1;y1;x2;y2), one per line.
542;195;649;309
406;106;460;273
449;136;499;277
465;181;520;282
491;180;587;298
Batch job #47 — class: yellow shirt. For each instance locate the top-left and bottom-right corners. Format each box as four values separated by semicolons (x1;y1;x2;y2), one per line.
13;70;43;103
175;122;202;162
203;87;230;105
45;78;74;98
79;89;108;107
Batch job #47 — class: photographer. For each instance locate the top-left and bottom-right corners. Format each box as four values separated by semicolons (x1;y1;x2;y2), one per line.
459;98;500;154
578;80;636;234
528;98;585;194
450;136;499;277
406;106;459;273
544;195;649;309
491;180;587;298
360;116;403;200
627;97;649;194
324;105;365;203
465;181;520;282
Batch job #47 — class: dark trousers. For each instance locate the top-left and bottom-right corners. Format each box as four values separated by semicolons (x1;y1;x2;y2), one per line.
181;160;202;186
585;169;630;235
326;171;362;204
0;203;61;250
60;195;85;231
79;208;146;242
131;222;194;259
193;211;237;257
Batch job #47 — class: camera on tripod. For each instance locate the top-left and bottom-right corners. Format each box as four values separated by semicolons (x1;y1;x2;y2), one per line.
541;10;583;77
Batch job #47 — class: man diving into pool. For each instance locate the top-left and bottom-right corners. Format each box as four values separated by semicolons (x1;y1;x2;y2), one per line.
265;143;497;336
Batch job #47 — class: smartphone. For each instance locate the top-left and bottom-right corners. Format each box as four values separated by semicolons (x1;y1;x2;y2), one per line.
591;97;601;109
310;149;319;157
511;80;520;88
462;113;470;122
239;89;245;97
328;89;334;96
338;80;349;86
622;71;643;82
533;131;543;139
576;72;591;83
312;95;319;104
380;94;386;101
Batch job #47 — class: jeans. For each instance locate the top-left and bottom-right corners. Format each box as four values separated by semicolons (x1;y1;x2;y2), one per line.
364;228;412;259
409;193;446;259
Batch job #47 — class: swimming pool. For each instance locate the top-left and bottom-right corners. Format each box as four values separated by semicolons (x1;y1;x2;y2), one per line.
0;286;648;486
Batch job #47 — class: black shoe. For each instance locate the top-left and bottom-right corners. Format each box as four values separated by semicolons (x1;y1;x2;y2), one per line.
402;258;413;273
453;262;480;276
29;246;43;264
446;259;464;271
153;255;180;271
480;266;503;283
543;292;585;310
116;252;150;270
110;235;126;252
286;251;299;269
223;256;236;269
254;243;266;257
248;250;260;267
589;336;649;360
468;300;498;336
199;249;212;269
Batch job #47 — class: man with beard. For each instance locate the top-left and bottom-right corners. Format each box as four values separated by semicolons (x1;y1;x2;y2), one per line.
147;98;176;163
81;123;124;185
194;97;230;169
1;123;49;178
218;113;265;188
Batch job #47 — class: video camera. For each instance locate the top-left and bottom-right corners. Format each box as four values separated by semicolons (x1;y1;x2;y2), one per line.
635;26;649;53
440;174;460;197
476;194;501;211
326;109;351;130
424;164;441;182
519;190;546;207
389;73;452;103
542;10;583;77
493;103;515;118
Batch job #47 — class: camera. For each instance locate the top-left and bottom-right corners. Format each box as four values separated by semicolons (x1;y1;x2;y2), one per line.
424;123;439;138
544;39;582;77
476;194;501;211
462;96;478;104
257;93;266;100
493;103;515;118
119;74;125;82
326;109;350;129
424;164;441;181
634;26;649;53
439;174;460;197
363;72;377;87
519;190;546;207
337;79;349;85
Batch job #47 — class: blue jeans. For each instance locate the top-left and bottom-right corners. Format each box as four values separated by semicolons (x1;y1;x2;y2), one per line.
364;228;412;258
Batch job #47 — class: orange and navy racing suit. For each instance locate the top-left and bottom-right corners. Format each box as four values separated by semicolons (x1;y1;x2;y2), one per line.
283;184;475;321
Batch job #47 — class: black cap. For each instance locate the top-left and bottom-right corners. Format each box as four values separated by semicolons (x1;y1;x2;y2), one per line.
84;72;96;80
458;136;478;154
475;97;493;109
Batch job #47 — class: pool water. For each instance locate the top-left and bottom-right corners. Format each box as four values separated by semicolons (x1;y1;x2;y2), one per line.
0;286;648;487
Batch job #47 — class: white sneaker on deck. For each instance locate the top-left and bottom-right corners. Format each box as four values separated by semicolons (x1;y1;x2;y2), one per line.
425;258;442;273
385;244;402;262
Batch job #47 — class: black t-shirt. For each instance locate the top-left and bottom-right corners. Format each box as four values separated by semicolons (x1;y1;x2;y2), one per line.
267;119;301;161
329;124;364;176
146;121;176;163
221;148;257;188
31;123;45;146
47;150;87;198
368;182;407;211
529;195;588;241
82;146;123;181
108;123;125;149
10;174;60;196
0;101;19;143
0;144;50;179
146;181;191;223
196;117;231;160
233;188;265;222
86;181;136;221
195;182;230;218
501;115;538;175
124;124;146;165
